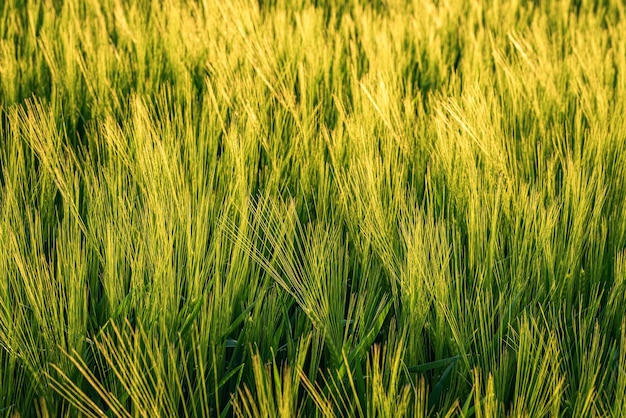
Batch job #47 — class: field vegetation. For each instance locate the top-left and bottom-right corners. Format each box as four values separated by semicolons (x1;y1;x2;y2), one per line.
1;0;626;416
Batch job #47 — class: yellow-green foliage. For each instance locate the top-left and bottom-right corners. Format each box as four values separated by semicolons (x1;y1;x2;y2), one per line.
1;0;626;416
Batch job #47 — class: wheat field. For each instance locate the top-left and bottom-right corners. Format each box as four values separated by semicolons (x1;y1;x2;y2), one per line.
1;0;626;416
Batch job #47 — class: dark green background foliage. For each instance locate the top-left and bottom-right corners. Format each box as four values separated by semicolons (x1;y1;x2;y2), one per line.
1;0;626;416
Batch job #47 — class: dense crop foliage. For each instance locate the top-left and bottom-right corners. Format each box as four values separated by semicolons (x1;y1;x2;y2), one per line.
1;0;626;416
